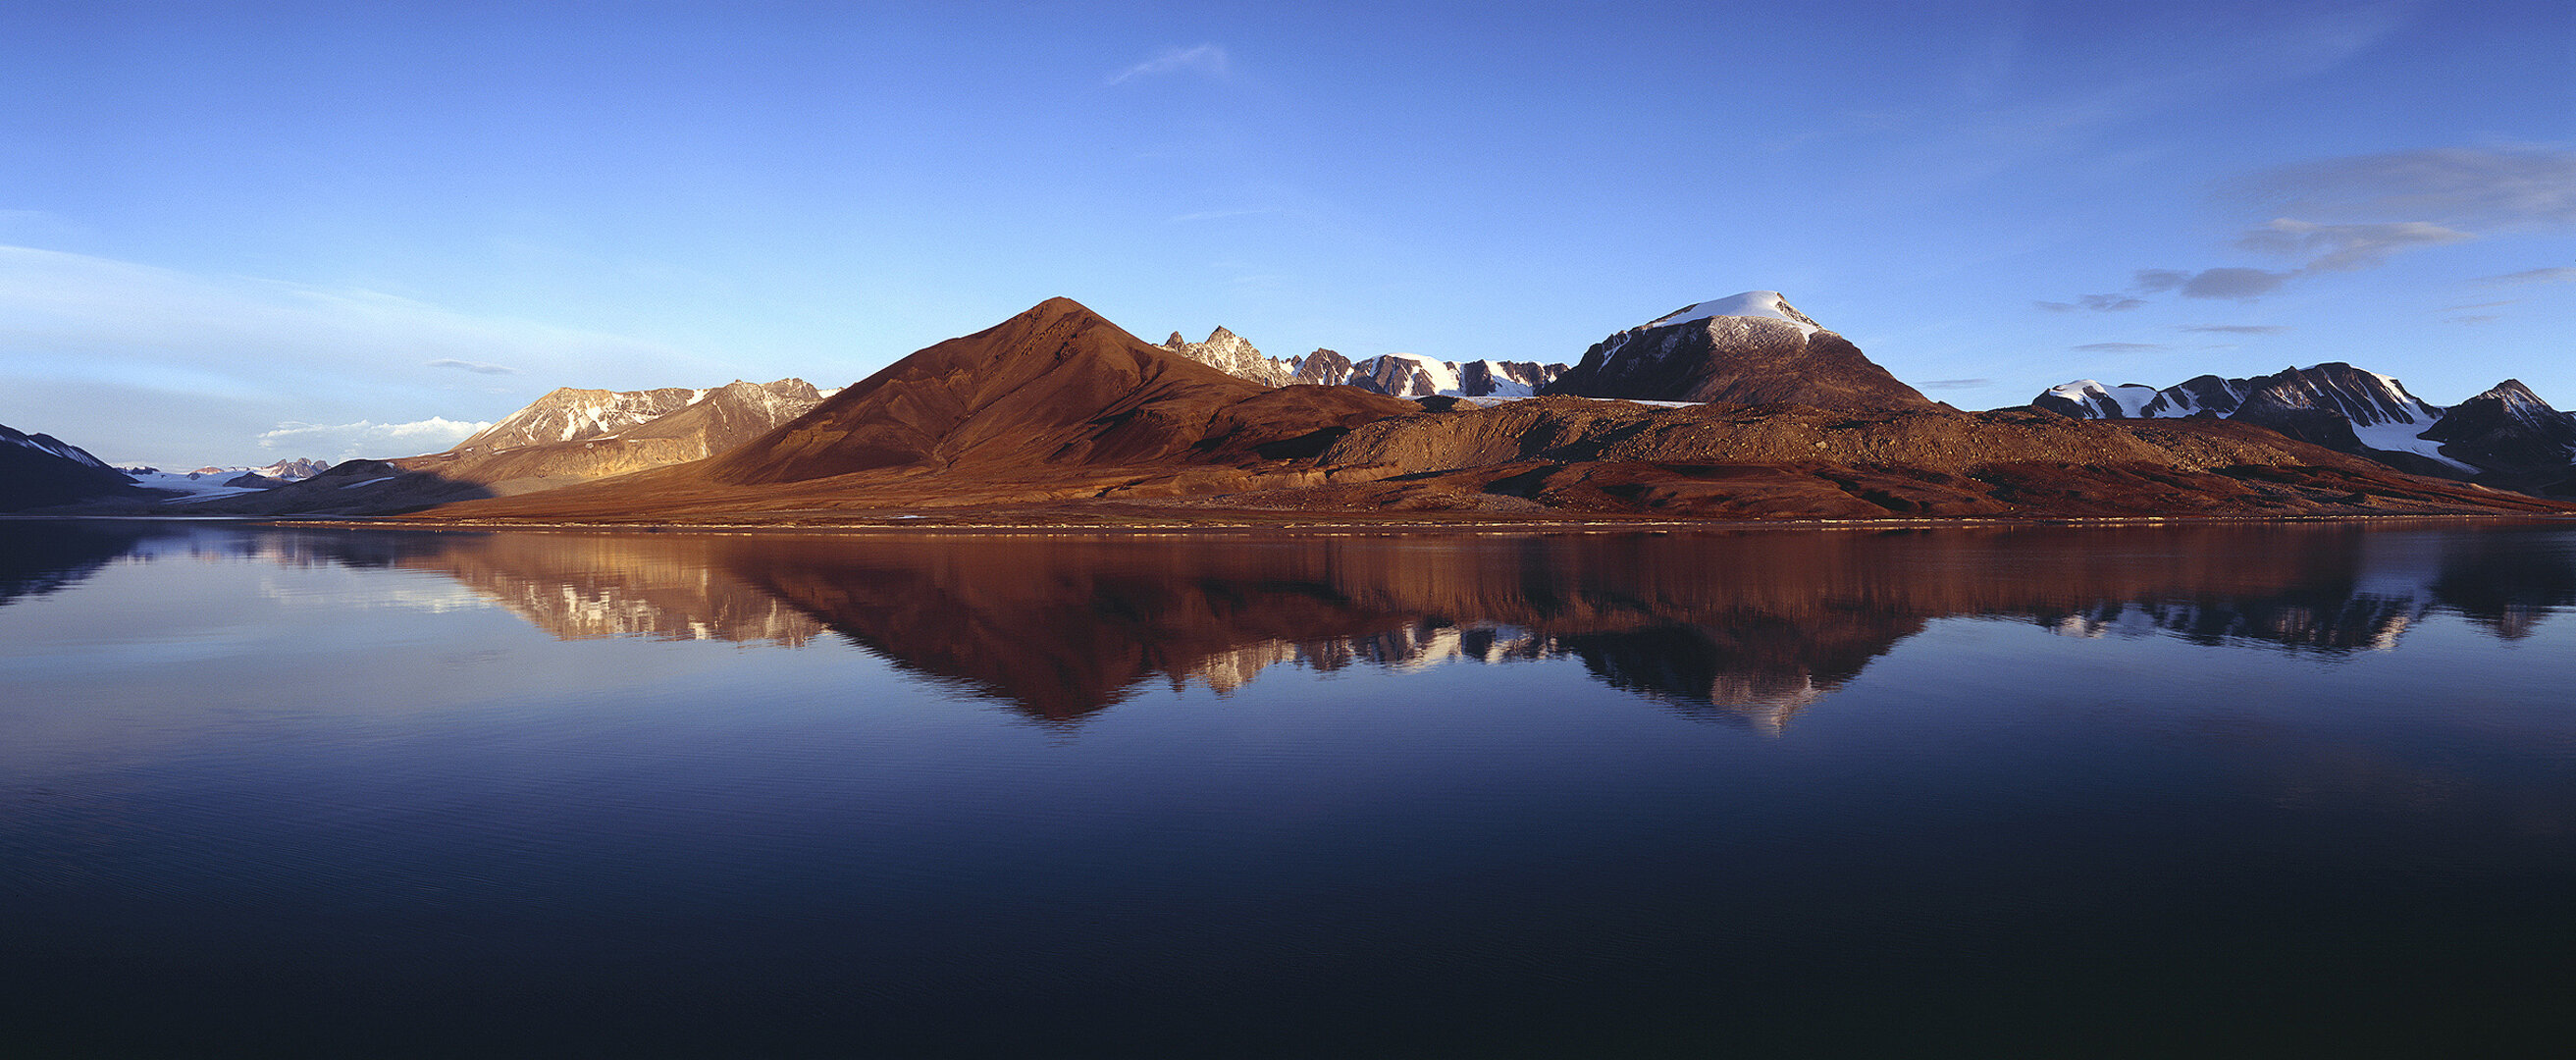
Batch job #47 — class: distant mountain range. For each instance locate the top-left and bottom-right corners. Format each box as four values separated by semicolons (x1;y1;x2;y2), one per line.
186;378;831;514
13;292;2574;521
1157;292;1917;408
1161;327;1562;398
2037;364;2576;496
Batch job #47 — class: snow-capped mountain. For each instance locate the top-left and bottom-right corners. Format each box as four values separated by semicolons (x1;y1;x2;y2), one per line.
1336;353;1563;398
2035;364;2576;492
458;379;822;451
2419;380;2576;484
1163;327;1564;398
2;423;141;510
1541;291;1936;409
188;378;835;516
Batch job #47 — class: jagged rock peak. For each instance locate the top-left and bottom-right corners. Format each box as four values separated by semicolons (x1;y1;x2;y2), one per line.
1162;325;1295;388
1294;348;1355;387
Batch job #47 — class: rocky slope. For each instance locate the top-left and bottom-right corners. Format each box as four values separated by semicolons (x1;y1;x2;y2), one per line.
1542;292;1936;409
2038;364;2576;495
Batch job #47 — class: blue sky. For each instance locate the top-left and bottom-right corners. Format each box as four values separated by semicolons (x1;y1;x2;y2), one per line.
3;0;2569;466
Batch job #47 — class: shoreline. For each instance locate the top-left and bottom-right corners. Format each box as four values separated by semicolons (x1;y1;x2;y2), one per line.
10;509;2562;538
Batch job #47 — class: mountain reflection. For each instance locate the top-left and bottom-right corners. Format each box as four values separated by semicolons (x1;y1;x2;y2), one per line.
14;520;2565;728
353;522;2576;731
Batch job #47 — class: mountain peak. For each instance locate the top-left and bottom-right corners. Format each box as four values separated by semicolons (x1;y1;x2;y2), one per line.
1644;291;1823;336
1544;292;1933;410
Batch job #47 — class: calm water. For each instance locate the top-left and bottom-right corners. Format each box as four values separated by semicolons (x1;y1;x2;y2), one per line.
2;519;2572;1057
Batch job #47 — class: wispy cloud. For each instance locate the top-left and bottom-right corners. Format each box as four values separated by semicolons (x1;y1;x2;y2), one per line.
2133;267;2293;300
2235;218;2473;272
2073;342;2164;352
2180;324;2289;335
2035;293;2146;312
1917;378;1994;390
427;358;516;375
258;417;493;460
2476;266;2576;286
1108;44;1230;85
2446;314;2500;326
2229;146;2576;229
2055;147;2576;309
0;245;708;396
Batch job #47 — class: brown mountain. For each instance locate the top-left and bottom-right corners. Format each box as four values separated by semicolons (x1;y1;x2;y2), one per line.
1541;292;1937;410
393;297;2576;526
710;298;1313;482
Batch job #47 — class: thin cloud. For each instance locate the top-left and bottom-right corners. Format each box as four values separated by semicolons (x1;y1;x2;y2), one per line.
2446;315;2500;326
2235;218;2473;272
2476;266;2576;286
2229;146;2576;229
2180;324;2289;335
2442;299;2517;310
1917;378;1993;390
2063;147;2576;311
2073;342;2164;352
2036;293;2148;312
427;358;516;375
2134;266;2293;300
1108;44;1230;85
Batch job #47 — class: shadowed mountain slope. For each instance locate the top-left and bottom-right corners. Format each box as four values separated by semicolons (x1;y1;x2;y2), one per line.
3;424;146;511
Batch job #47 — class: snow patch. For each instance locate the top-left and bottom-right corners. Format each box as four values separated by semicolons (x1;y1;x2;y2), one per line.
1645;291;1821;337
2349;418;2477;473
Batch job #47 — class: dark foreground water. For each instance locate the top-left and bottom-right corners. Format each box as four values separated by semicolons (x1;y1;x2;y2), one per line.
2;519;2572;1057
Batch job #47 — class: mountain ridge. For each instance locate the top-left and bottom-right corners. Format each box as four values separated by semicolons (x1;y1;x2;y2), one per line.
390;296;2576;525
2038;364;2576;495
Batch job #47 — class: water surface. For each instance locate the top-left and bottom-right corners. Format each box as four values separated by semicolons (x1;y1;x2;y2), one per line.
3;519;2572;1057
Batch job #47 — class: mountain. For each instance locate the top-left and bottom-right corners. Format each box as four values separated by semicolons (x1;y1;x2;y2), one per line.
190;378;830;514
709;297;1417;486
1338;353;1563;398
1541;292;1936;410
177;456;331;482
1;424;144;511
2035;364;2576;493
1164;329;1564;398
395;296;2576;526
2419;380;2576;494
1161;327;1297;388
1293;347;1356;387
